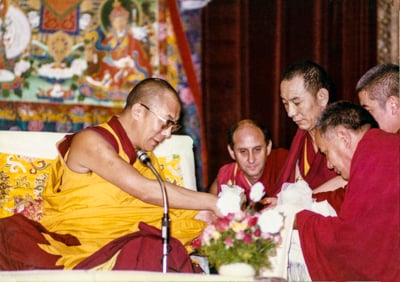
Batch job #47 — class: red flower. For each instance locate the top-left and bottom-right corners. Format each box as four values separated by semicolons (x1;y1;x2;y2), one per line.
191;237;202;249
216;216;231;232
225;236;233;247
243;233;253;243
247;215;258;227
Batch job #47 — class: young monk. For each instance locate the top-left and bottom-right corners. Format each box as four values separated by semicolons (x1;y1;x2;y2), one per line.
357;63;400;134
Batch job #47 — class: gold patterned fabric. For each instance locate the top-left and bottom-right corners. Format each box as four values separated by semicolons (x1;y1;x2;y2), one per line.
0;153;54;220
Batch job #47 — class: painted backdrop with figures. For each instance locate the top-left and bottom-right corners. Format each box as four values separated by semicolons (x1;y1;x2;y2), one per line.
0;0;208;189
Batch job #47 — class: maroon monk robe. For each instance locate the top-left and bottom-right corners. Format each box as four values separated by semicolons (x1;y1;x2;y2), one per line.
261;148;289;196
0;214;79;269
297;129;400;281
272;129;344;213
75;222;197;272
273;129;337;193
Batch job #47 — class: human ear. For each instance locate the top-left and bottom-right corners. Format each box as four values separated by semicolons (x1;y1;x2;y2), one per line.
387;96;400;114
227;144;236;160
131;103;143;120
266;140;272;156
317;88;329;107
335;126;351;147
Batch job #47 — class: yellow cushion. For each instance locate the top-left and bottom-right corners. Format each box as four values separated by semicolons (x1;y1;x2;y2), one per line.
157;154;184;186
0;153;54;220
153;135;197;190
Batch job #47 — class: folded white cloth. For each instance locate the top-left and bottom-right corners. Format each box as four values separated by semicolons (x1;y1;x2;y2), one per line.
277;180;337;281
277;180;313;213
311;200;337;217
277;180;337;217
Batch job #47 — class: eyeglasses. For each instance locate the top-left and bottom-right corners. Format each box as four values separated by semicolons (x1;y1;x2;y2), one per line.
140;103;182;133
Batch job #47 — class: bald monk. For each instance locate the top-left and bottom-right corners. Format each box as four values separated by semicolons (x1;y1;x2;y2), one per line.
209;119;288;200
0;78;219;270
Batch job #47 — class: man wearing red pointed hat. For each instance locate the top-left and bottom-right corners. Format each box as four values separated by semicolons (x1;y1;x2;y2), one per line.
86;0;153;93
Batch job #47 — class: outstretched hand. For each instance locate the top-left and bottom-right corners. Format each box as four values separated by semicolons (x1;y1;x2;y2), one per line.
195;210;219;224
260;197;278;209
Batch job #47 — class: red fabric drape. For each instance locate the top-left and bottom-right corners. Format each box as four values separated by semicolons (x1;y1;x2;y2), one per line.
202;0;377;186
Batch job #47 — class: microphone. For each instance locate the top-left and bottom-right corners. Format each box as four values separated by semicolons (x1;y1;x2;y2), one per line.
137;149;151;165
136;150;170;273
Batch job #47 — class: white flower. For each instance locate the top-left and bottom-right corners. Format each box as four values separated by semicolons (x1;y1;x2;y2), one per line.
249;182;265;202
217;185;244;216
257;208;284;234
219;184;243;196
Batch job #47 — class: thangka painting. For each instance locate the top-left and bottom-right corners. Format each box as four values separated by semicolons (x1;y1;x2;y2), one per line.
0;0;159;105
0;0;208;190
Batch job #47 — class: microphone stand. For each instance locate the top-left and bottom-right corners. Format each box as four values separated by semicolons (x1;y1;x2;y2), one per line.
137;150;170;273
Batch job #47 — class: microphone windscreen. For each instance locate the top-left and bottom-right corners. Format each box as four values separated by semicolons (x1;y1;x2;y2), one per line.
137;150;151;165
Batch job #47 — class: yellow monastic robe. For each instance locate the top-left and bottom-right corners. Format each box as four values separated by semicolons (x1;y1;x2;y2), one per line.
39;122;205;269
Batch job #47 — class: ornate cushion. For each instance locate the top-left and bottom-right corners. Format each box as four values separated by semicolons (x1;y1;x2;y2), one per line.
154;135;197;191
157;154;184;186
0;153;54;220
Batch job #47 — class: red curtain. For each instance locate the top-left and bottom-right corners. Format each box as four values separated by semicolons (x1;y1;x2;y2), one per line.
202;0;377;189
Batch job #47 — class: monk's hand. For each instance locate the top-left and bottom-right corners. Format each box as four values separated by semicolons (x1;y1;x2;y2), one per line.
195;210;218;224
260;197;278;209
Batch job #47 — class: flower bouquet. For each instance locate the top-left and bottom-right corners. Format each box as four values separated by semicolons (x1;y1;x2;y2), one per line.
192;183;284;275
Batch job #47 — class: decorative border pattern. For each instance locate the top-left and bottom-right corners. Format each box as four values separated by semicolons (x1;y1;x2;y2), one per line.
377;0;399;64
